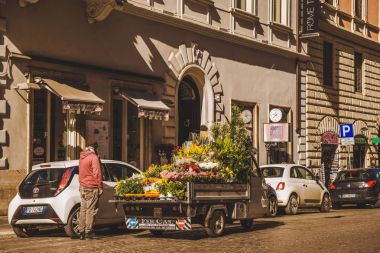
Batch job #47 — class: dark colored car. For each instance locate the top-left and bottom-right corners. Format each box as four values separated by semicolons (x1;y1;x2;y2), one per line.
329;168;380;208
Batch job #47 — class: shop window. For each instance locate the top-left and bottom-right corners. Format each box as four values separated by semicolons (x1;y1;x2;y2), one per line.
269;142;288;164
232;101;258;161
235;0;256;14
354;52;363;92
32;90;66;165
127;102;141;168
272;0;290;26
112;99;123;161
323;41;333;87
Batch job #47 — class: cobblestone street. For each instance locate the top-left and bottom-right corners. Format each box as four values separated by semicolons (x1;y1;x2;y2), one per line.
1;207;379;253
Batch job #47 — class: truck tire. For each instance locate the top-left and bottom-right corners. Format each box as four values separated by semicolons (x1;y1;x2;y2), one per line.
64;206;80;238
150;230;164;236
285;194;299;215
12;225;37;238
240;219;253;230
267;195;278;217
205;210;226;237
320;194;331;213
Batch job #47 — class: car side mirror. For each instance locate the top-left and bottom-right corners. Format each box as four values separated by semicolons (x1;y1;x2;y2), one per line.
315;175;320;182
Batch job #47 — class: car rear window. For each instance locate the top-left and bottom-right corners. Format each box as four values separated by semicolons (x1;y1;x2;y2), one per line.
20;167;78;199
336;171;371;181
261;167;284;178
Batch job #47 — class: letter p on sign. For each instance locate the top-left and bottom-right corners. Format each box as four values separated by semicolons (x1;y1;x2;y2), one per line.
339;124;354;138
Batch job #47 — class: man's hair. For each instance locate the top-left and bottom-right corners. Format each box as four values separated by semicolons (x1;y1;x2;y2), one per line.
86;139;98;149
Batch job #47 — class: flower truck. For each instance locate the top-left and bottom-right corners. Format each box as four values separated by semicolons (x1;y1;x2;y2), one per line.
110;107;272;237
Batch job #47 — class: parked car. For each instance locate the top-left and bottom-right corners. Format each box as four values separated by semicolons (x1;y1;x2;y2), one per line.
329;168;380;208
262;182;278;217
260;164;331;215
8;160;141;238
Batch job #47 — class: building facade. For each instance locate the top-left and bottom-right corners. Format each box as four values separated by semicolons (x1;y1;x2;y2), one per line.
0;0;306;214
298;0;380;186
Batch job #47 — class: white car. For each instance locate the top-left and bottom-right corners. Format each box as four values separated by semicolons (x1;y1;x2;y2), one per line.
8;160;141;238
260;164;331;215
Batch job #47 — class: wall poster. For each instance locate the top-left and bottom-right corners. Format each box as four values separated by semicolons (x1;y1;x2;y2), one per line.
86;120;109;159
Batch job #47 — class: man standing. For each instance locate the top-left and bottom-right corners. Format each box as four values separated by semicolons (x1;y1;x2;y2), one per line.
78;142;103;240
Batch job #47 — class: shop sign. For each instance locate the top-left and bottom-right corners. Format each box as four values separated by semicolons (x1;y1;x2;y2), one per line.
371;137;380;144
321;131;339;145
341;138;354;146
301;0;320;38
264;123;289;142
354;135;367;145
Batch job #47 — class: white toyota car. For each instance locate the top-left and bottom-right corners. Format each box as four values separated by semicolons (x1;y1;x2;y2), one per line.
260;164;331;215
8;160;141;238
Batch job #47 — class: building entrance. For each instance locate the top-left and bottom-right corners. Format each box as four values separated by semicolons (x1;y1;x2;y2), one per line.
178;76;201;146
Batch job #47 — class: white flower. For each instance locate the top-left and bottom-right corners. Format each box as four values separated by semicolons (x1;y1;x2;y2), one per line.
198;162;219;170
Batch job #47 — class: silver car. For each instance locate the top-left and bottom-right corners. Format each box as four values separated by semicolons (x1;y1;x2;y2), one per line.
260;164;331;215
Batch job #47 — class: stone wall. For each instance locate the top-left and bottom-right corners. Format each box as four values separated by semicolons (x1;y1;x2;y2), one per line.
302;33;380;172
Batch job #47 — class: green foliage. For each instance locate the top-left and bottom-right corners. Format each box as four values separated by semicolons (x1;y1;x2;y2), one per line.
210;105;253;183
115;177;144;195
156;181;185;197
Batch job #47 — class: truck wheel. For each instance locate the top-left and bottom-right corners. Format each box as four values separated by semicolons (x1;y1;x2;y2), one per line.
285;194;299;215
150;230;164;236
320;194;331;213
12;225;37;238
332;203;341;209
64;206;80;238
205;210;226;237
267;195;278;217
240;219;253;230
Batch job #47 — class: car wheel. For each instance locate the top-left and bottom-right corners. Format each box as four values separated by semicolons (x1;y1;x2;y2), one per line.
64;206;80;238
12;225;38;238
267;195;278;217
320;194;331;213
205;210;226;237
240;219;253;230
285;194;299;215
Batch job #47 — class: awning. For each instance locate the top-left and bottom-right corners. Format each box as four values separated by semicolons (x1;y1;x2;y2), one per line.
43;79;104;114
120;91;170;121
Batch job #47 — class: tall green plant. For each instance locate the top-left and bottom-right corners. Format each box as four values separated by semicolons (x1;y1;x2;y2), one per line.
211;105;253;182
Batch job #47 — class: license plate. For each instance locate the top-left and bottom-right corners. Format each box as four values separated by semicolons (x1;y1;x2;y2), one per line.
126;217;191;231
23;206;46;215
341;194;356;198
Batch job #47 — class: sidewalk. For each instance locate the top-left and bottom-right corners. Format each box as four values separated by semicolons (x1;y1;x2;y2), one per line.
0;216;14;236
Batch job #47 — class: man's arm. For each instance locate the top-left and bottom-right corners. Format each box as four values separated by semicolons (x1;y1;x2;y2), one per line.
91;155;103;193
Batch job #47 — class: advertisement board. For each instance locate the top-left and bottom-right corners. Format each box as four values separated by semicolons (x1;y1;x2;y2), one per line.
264;123;289;142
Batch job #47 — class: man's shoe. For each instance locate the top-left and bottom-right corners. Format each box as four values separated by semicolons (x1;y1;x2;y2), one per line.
85;232;98;240
79;232;85;240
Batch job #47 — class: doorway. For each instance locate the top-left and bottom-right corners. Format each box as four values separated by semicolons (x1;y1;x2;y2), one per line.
353;135;367;168
178;76;201;146
321;144;337;187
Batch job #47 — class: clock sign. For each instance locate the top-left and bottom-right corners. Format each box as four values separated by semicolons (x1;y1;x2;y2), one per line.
241;109;252;124
269;108;283;123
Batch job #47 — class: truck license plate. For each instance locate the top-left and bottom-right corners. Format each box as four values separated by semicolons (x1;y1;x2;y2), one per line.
23;206;46;215
341;194;356;198
126;217;191;231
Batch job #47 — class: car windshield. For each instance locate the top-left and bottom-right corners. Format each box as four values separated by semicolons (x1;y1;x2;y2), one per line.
261;167;284;178
336;171;371;181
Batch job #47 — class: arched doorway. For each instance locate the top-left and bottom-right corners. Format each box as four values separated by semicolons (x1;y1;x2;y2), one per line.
321;131;339;187
178;76;201;145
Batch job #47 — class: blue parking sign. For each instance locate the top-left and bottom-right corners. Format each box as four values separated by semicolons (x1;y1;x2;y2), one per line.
339;124;354;138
